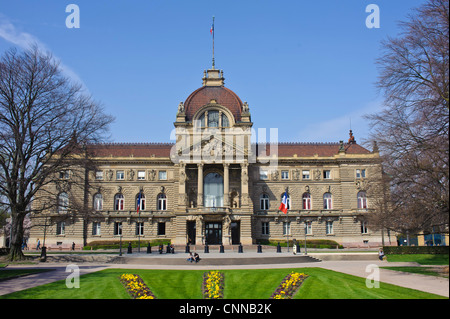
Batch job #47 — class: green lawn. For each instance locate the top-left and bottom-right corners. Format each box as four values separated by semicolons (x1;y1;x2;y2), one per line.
0;267;445;299
386;254;449;265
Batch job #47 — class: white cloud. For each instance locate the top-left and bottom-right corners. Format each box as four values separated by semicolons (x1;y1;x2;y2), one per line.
0;15;86;89
296;100;383;143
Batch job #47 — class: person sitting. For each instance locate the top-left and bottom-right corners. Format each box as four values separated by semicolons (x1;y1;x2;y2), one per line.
194;252;200;263
378;248;385;261
187;252;194;263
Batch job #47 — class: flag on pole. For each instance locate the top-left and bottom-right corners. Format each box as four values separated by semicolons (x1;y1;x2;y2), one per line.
279;192;288;214
137;192;142;213
210;18;214;34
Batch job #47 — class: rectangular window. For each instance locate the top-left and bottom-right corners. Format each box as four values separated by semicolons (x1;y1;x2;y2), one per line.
283;222;291;236
281;170;289;180
302;170;310;180
260;195;269;210
114;222;122;236
95;171;103;180
259;168;268;180
116;170;124;180
361;221;368;234
304;221;312;235
136;222;144;236
137;170;146;180
323;170;331;179
157;222;166;236
356;169;366;178
159;170;167;180
56;221;65;235
92;222;101;236
326;221;333;234
262;222;270;235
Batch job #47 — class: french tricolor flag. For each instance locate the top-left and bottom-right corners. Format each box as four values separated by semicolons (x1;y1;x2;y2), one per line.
137;192;142;213
279;192;288;214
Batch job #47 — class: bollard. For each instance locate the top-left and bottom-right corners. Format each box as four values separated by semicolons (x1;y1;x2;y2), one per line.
127;242;132;254
159;244;163;254
147;243;152;254
257;244;262;253
204;244;209;253
166;244;171;254
185;244;190;253
220;244;224;253
238;243;243;253
276;242;282;253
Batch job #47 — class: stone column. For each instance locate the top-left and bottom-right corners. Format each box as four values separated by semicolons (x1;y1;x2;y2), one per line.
197;163;203;207
240;163;249;206
178;162;187;207
223;163;229;207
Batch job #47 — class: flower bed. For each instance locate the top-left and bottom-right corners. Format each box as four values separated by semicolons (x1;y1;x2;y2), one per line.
270;272;308;299
119;274;156;299
202;271;224;299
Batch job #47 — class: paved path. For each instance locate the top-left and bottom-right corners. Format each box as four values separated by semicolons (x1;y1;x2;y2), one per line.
0;252;448;298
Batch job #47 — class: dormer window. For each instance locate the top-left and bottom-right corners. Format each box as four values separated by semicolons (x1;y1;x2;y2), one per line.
198;110;230;128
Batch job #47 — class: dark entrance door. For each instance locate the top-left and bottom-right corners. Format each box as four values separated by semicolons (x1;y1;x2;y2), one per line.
205;222;222;245
231;221;240;245
187;221;196;245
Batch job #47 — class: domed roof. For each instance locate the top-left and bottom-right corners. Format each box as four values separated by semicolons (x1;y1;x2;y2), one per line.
184;85;244;122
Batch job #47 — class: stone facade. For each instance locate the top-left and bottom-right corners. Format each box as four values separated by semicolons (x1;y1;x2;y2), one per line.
29;67;386;248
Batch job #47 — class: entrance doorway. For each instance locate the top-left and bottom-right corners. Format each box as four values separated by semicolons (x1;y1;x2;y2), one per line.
187;221;196;245
205;222;222;245
231;221;240;245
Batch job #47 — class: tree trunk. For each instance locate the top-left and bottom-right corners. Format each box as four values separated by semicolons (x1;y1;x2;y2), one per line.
8;212;26;261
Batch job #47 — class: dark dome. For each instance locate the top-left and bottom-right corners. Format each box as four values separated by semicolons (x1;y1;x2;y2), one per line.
184;86;244;122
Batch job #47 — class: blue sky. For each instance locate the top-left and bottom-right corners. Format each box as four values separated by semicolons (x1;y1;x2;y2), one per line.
0;0;427;146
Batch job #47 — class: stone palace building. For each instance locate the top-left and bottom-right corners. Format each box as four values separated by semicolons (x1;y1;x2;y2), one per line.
29;66;385;248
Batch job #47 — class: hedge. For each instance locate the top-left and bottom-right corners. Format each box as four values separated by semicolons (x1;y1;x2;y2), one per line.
83;239;171;250
383;245;449;255
258;239;343;249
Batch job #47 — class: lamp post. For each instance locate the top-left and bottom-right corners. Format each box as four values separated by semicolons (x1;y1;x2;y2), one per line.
304;222;308;255
119;224;123;256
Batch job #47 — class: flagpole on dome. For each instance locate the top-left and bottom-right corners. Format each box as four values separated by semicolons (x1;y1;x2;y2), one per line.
210;16;215;69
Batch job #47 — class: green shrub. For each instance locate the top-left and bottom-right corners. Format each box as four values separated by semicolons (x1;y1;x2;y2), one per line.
257;239;343;249
383;246;449;255
83;239;171;250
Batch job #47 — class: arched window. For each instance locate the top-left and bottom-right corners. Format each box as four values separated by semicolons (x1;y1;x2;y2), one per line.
58;192;69;213
93;193;103;211
157;193;167;211
198;110;230;128
114;194;124;211
136;193;146;211
260;194;269;210
222;113;229;127
323;193;332;210
357;191;367;209
302;193;312;210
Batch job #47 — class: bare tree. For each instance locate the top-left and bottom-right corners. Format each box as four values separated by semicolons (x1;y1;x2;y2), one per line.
365;0;449;238
0;46;114;260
